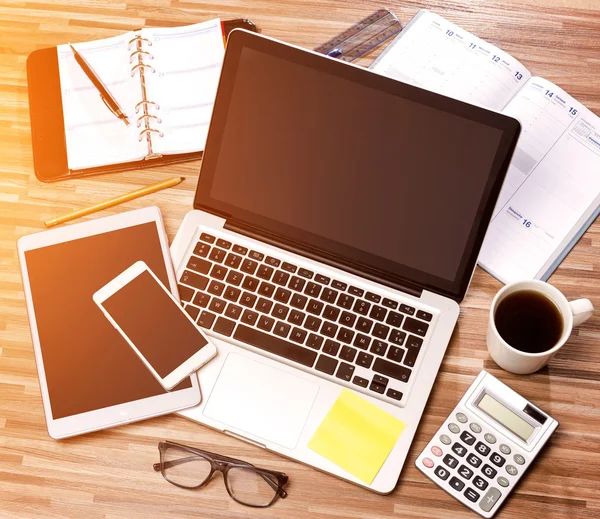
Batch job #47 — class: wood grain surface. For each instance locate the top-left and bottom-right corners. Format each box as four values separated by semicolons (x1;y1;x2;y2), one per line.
1;1;599;518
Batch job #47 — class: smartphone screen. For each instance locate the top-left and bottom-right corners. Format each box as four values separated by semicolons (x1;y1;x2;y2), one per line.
102;270;208;378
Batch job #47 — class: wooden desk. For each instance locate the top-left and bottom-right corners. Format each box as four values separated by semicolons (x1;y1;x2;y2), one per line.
1;1;599;517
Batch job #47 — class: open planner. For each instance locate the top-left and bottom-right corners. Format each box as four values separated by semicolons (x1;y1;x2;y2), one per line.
371;10;600;283
27;19;224;180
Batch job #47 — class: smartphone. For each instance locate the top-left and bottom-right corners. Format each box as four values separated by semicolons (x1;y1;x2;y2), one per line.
93;261;217;390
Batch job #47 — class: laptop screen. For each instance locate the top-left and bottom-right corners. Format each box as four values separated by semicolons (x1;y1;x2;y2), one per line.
195;31;520;301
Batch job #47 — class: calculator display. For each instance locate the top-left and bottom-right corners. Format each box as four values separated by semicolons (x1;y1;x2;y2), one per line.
477;393;535;441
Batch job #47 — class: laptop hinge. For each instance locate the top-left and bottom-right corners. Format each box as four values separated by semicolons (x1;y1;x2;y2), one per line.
224;220;423;299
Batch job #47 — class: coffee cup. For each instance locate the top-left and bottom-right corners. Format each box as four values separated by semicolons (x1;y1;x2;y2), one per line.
487;279;593;374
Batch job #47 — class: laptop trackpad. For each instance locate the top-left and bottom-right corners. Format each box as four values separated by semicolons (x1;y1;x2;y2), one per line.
203;352;319;450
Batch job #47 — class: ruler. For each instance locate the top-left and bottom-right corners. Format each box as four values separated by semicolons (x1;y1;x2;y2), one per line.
314;8;403;62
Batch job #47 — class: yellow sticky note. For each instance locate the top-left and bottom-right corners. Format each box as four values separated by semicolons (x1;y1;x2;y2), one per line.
307;389;406;484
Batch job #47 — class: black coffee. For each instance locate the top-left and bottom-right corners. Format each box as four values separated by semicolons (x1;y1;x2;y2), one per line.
494;290;563;354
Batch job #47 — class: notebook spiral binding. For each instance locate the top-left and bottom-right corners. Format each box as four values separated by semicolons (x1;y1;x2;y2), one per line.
128;34;162;159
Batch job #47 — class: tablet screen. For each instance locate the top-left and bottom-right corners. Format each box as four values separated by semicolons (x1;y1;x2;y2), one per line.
25;222;191;420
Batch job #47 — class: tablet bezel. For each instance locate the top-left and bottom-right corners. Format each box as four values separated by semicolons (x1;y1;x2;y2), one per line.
17;206;201;439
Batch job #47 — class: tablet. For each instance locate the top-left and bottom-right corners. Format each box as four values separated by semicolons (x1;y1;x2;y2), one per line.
17;206;201;439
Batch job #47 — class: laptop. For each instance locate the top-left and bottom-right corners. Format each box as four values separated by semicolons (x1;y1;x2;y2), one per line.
170;29;521;493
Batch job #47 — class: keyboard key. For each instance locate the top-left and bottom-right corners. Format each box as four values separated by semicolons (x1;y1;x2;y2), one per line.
187;255;211;275
304;281;321;298
290;327;307;344
472;475;488;491
355;317;373;334
449;477;465;492
434;466;450;481
373;358;411;383
240;292;257;308
216;238;231;249
353;334;371;350
386;311;404;328
386;388;403;400
249;250;264;261
232;244;248;255
274;287;292;304
298;268;313;279
178;284;194;302
290;293;308;309
256;298;273;314
356;352;373;368
353;300;371;315
475;442;491;457
323;305;340;321
281;262;297;273
241;310;259;326
399;303;415;316
180;270;209;290
273;270;290;286
369;379;386;394
234;324;317;367
369;305;387;321
315;355;337;375
403;317;429;337
320;288;338;303
365;292;381;303
207;280;225;296
241;259;258;275
339;311;356;327
273;321;291;338
209;248;226;263
257;315;275;332
373;323;390;340
197;311;216;329
225;303;242;320
257;282;275;297
337;293;354;310
210;264;228;281
256;264;274;280
386;346;404;362
389;329;406;346
321;322;338;338
224;253;242;269
306;334;323;350
265;256;280;267
337;327;355;344
464;487;480;503
306;299;324;315
416;310;433;322
209;298;226;314
382;298;398;309
272;303;289;320
242;276;260;292
481;464;497;479
304;315;322;331
184;304;200;320
315;274;330;285
192;292;210;308
458;464;474;480
200;232;215;243
353;376;369;388
370;340;386;356
339;345;357;362
406;334;423;350
323;340;340;356
336;362;355;381
451;442;467;458
332;280;347;291
289;276;306;292
348;286;364;297
443;453;459;468
288;309;305;325
226;270;243;287
214;317;236;336
193;242;210;258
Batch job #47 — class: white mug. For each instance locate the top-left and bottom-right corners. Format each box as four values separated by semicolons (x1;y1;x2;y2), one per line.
487;280;594;374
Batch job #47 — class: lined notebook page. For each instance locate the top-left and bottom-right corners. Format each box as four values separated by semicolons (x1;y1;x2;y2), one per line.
479;78;600;282
370;10;531;112
142;19;224;155
58;33;147;170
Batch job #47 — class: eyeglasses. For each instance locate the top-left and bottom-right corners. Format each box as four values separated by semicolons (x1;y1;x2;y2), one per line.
154;441;289;507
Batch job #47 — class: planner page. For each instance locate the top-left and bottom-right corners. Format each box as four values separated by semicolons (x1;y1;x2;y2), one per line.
479;78;600;282
58;33;148;170
142;19;224;155
370;10;531;112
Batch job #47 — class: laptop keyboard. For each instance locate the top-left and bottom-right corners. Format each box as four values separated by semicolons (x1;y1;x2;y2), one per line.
177;231;435;406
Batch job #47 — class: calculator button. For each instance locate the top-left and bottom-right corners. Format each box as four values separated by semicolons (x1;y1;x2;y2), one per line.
497;476;510;487
466;453;482;468
457;464;474;480
475;441;491;457
479;487;502;513
422;457;434;469
513;454;526;465
451;443;467;457
464;487;480;503
455;412;468;423
431;446;443;457
439;434;451;445
434;466;450;481
506;464;518;476
448;423;460;434
490;453;506;467
484;433;497;444
481;464;498;479
469;423;482;434
499;444;511;455
460;431;476;446
443;454;459;469
473;475;489;491
449;477;465;492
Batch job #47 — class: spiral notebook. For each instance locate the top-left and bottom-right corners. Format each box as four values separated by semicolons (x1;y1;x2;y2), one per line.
27;19;226;181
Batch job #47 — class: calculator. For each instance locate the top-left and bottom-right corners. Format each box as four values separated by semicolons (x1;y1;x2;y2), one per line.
416;370;558;518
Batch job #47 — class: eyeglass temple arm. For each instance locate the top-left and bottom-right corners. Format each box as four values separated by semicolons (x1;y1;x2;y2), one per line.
153;455;204;472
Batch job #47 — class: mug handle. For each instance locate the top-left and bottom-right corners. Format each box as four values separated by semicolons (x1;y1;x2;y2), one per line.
569;298;594;326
